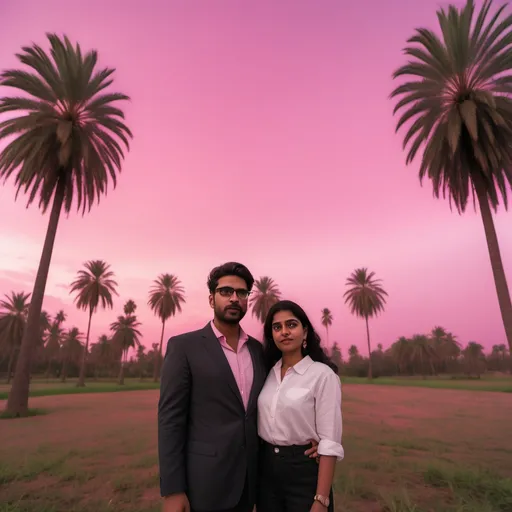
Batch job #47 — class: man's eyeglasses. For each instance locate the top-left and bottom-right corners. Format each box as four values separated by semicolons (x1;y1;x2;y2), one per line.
216;287;251;300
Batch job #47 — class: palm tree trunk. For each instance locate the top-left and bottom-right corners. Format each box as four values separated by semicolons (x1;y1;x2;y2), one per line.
60;354;68;382
474;175;512;354
365;315;372;379
6;178;66;416
45;359;52;380
6;348;16;384
118;350;125;385
77;308;93;387
325;326;329;345
153;319;166;382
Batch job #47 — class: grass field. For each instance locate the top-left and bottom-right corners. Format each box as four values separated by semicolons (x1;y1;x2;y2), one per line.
1;374;512;401
1;384;512;512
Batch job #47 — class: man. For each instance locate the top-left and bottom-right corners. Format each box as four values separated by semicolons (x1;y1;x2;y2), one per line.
158;262;317;512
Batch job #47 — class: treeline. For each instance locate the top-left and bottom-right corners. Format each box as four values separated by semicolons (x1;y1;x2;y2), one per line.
330;327;510;379
1;323;509;382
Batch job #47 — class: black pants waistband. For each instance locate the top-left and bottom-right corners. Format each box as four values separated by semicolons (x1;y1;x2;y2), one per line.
261;441;312;457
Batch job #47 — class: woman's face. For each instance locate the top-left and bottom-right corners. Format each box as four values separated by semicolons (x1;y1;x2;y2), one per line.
271;310;307;355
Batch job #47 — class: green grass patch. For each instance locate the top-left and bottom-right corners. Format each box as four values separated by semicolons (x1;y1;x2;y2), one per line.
341;376;512;393
379;488;423;512
0;381;160;400
423;464;512;511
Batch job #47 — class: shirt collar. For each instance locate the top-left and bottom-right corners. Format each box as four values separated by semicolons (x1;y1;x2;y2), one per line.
274;355;314;375
210;319;249;345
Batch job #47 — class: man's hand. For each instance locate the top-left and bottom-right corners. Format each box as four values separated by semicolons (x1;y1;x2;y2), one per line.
304;439;319;459
162;493;190;512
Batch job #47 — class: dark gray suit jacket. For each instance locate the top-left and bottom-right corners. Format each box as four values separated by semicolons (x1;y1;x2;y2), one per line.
158;322;267;511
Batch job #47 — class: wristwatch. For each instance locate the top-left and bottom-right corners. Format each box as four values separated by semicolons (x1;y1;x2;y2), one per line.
314;494;330;507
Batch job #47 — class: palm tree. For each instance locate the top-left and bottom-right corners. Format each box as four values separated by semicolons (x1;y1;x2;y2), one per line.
390;0;512;355
344;268;388;379
0;292;30;383
43;310;66;379
330;342;343;371
0;33;132;416
249;277;282;323
410;334;438;378
90;334;114;379
110;314;142;385
148;274;186;382
462;341;485;377
390;336;412;375
60;327;83;382
43;318;64;379
70;260;118;387
124;299;136;317
320;308;333;344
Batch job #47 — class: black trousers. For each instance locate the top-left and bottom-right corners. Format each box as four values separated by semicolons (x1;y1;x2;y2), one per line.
256;442;334;512
192;474;252;512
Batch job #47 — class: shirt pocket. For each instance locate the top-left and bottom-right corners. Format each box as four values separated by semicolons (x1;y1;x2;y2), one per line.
285;387;310;400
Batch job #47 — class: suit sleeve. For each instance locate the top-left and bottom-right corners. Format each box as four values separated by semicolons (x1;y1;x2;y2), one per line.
158;336;190;496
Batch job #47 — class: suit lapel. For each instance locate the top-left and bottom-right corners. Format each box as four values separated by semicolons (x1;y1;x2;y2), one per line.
200;323;244;410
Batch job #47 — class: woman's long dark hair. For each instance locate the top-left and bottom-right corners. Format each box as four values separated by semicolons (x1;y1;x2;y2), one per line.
262;300;338;374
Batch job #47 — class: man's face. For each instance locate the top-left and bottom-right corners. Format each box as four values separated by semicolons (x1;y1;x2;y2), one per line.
209;275;250;324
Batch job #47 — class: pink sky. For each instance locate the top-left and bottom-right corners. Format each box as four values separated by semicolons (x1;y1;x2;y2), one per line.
1;0;511;357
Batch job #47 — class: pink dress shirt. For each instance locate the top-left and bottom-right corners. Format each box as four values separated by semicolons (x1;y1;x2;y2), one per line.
210;320;254;410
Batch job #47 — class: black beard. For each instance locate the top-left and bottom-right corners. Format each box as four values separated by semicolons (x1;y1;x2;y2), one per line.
215;306;246;324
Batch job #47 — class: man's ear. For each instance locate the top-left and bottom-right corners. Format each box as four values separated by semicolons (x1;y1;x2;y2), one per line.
209;294;214;309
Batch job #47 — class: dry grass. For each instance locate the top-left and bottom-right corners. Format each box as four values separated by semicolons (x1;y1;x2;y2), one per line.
1;384;511;512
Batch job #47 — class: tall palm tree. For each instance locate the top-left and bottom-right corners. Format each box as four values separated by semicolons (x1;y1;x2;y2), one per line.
70;260;118;387
344;268;388;379
110;314;142;385
148;273;186;382
320;308;333;345
390;0;512;354
0;292;30;383
249;276;282;323
0;34;132;416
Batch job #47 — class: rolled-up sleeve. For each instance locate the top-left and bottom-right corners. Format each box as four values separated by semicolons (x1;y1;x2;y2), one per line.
315;371;344;460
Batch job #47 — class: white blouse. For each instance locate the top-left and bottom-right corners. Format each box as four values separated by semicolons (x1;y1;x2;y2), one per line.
257;355;344;460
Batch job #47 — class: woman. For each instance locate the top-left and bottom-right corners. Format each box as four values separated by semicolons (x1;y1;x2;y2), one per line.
256;300;344;512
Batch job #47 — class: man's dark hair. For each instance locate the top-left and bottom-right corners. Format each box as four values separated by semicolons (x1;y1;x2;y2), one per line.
207;262;255;293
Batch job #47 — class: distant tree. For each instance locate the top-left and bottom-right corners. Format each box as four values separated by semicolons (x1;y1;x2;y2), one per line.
250;277;282;323
0;292;30;383
70;260;118;387
60;327;83;382
321;308;333;345
110;314;142;385
344;268;388;379
148;273;186;382
330;342;343;372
